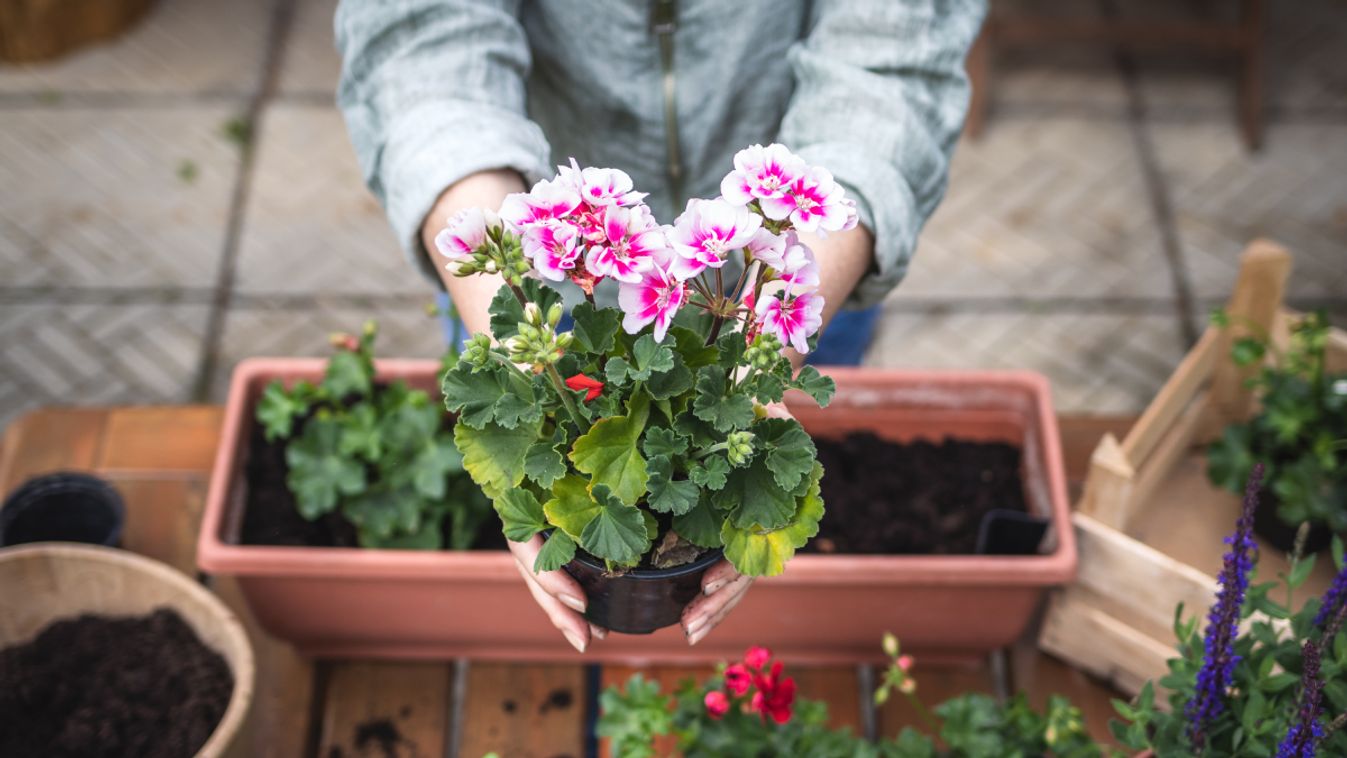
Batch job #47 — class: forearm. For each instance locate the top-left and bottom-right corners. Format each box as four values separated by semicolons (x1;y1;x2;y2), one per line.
786;225;875;369
420;169;528;336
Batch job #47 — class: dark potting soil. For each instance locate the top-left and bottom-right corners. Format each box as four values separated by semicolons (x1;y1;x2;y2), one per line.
0;608;233;758
809;433;1027;555
239;420;506;550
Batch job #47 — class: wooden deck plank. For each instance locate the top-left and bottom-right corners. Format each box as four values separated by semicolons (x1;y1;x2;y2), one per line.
457;662;587;758
0;408;109;492
95;406;223;475
112;477;207;576
792;666;865;734
319;661;453;758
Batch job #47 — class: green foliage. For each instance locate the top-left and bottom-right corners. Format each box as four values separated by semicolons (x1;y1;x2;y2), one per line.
1111;532;1347;756
1207;310;1347;533
597;639;1102;757
441;280;835;576
255;322;491;550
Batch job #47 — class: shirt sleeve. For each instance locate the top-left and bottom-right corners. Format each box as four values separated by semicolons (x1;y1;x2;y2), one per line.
335;0;553;285
778;0;986;309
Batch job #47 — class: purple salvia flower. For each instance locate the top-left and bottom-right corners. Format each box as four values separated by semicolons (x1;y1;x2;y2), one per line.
1187;463;1263;749
1276;642;1325;758
1313;561;1346;629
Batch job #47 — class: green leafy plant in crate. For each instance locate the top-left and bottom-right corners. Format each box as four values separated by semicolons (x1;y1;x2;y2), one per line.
255;321;491;549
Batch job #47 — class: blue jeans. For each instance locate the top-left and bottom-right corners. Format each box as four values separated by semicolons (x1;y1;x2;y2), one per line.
436;292;877;366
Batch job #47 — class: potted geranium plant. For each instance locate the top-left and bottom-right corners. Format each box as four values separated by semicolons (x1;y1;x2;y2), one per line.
1112;465;1347;757
436;145;847;633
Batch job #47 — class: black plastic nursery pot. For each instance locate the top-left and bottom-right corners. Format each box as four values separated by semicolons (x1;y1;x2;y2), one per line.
0;472;125;547
1251;488;1333;555
564;548;724;634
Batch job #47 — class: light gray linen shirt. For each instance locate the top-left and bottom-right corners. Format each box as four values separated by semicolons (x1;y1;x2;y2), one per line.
336;0;985;310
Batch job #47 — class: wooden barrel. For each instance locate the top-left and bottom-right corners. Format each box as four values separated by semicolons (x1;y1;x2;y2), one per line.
0;0;156;63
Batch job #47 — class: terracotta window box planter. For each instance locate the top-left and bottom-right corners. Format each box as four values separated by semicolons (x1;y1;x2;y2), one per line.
198;360;1074;662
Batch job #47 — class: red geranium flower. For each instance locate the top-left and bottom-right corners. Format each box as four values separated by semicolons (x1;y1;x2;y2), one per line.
744;645;772;670
724;663;752;696
564;373;604;403
704;690;730;720
750;661;796;724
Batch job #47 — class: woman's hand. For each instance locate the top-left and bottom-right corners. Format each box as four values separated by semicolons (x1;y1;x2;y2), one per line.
681;560;754;645
507;535;608;653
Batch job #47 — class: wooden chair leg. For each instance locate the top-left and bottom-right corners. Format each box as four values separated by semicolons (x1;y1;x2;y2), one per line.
965;24;993;140
1238;0;1265;150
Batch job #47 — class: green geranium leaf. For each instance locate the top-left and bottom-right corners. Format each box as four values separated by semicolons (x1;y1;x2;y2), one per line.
692;367;754;433
379;390;439;453
605;334;676;385
672;496;723;549
646;455;699;516
723;453;799;530
570;394;650;505
570;301;621;355
359;516;442;550
286;417;366;519
534;530;577;573
524;437;567;489
646;354;693;401
324;349;372;398
454;417;539;499
544;475;602;540
689;454;730;491
790;365;835;407
746;371;786;405
346;481;421;541
338;402;382;460
579;484;649;565
721;462;824;576
442;363;539;430
494;488;547;542
257;380;311;441
642;426;688;459
489;278;561;341
669;326;719;369
758;417;816;492
410;435;463;500
714;330;747;370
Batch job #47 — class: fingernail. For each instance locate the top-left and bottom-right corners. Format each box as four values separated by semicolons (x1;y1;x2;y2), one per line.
704;579;727;596
688;625;710;646
591;625;608;640
684;615;708;639
559;594;586;613
563;628;587;653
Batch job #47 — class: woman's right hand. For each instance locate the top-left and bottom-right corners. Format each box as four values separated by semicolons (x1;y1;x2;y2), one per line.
507;535;608;653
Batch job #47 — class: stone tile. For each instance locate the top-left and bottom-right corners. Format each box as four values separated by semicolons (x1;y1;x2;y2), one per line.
898;117;1172;301
0;303;208;429
209;301;447;400
987;0;1128;115
1148;121;1347;301
278;0;341;97
863;309;1188;415
233;104;422;296
0;0;273;96
0;107;241;289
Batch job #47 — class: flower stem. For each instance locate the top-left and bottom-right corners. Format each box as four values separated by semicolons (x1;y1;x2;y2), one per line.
545;363;589;433
904;692;939;732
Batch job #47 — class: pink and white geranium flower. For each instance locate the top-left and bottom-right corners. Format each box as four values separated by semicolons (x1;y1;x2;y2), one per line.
762;166;853;234
499;178;583;231
745;227;787;269
755;281;824;354
668;198;762;280
776;236;820;290
721;143;806;207
617;259;685;343
585;204;667;284
434;207;490;263
521;221;581;282
559;160;647;208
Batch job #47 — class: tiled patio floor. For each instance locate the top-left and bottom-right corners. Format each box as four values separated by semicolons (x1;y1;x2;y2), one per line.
1;0;1344;428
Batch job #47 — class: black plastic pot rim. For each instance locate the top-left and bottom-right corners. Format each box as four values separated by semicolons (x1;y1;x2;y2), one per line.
569;546;724;580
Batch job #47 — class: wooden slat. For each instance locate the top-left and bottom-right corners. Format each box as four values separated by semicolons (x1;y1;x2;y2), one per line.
0;408;109;492
95;406;223;474
1056;416;1134;494
876;660;996;739
1038;592;1173;698
113;477;207;576
211;577;315;758
319;661;452;758
457;662;587;758
793;666;865;734
1207;240;1290;429
1120;328;1219;469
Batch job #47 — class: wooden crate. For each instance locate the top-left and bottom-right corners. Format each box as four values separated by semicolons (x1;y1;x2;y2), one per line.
1038;239;1347;696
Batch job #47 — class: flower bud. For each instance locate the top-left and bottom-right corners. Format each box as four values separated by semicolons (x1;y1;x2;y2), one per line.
726;431;755;466
523;303;544;327
484;259;498;274
555;332;574;350
546;303;564;329
899;678;916;695
882;632;899;659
